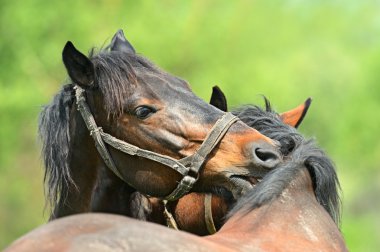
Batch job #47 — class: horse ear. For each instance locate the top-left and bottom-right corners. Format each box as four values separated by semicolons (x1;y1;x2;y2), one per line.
280;98;312;128
62;41;95;88
210;86;228;112
110;29;136;54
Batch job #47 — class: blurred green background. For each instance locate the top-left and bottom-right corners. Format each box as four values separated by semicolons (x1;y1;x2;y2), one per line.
1;0;379;250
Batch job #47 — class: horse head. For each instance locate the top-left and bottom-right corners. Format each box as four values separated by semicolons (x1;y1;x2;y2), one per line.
136;96;314;235
40;30;284;218
62;32;281;197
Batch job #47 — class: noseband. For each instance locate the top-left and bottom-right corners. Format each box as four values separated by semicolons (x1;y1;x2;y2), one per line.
74;85;239;201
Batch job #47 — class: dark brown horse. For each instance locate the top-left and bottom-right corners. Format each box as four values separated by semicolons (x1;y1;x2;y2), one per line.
39;30;282;220
93;93;313;235
7;102;346;251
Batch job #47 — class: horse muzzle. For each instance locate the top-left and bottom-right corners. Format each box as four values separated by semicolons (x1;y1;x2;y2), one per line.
222;141;282;199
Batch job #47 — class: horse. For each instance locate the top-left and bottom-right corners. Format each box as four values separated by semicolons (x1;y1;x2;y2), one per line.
39;29;282;220
7;101;347;251
89;87;313;235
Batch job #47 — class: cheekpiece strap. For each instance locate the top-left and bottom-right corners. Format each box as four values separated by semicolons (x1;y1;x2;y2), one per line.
74;86;126;181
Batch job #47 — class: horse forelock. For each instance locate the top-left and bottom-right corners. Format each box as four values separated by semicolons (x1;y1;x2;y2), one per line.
90;50;184;117
229;99;341;226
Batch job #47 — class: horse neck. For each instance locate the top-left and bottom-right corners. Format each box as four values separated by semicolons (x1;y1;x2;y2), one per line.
208;169;347;251
168;193;229;235
52;106;101;219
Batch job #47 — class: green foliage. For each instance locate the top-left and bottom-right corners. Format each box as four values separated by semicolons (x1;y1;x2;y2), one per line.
1;0;379;250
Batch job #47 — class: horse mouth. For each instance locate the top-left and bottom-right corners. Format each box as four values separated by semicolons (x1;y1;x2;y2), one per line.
229;175;262;199
233;175;261;184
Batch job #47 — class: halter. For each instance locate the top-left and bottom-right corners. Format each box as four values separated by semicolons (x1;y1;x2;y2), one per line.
74;85;239;201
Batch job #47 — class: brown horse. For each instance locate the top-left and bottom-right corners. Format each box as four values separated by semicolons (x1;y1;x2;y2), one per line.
87;68;312;235
95;93;313;235
6;108;346;250
39;29;282;220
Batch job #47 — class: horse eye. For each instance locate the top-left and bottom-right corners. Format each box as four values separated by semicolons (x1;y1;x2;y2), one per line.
134;106;155;119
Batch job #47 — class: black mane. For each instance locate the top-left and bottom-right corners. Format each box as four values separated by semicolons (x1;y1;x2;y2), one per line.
229;100;341;225
39;84;75;211
38;49;159;212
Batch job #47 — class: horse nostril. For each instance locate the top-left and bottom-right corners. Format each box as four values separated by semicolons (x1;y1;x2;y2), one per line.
253;145;281;169
255;148;278;162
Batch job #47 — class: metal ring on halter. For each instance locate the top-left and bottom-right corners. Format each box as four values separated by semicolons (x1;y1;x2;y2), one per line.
74;85;239;201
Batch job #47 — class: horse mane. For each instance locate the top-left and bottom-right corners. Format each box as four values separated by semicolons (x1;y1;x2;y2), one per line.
229;99;341;225
39;84;75;211
38;48;160;213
